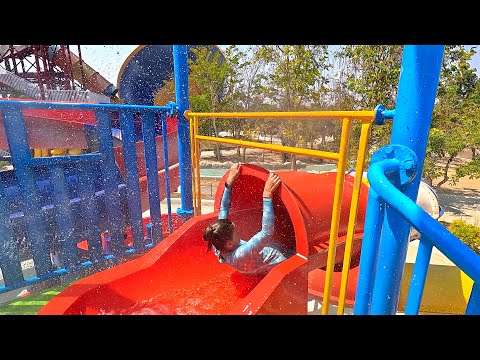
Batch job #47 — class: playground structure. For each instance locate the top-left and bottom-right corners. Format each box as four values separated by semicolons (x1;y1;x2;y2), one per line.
0;45;116;103
0;45;479;315
36;165;369;315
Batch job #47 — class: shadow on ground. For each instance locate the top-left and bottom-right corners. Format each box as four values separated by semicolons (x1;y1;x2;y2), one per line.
436;187;479;223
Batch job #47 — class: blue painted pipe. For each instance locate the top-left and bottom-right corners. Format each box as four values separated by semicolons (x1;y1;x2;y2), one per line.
173;45;193;221
365;45;444;314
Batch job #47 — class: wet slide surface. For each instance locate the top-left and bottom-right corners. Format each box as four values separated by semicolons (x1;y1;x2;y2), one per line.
38;164;368;315
105;236;264;315
38;212;271;315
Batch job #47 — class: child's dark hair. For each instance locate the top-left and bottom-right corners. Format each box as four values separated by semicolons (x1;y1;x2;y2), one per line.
203;218;235;253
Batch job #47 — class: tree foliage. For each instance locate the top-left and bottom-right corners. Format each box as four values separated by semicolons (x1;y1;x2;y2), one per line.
181;44;480;186
187;46;236;160
427;45;479;187
333;45;403;166
252;45;331;167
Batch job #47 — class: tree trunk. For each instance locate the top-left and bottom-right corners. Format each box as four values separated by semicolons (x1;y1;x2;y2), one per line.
212;118;221;161
424;176;433;187
214;144;221;161
436;155;455;188
242;147;247;163
280;138;288;162
291;154;297;171
472;146;476;160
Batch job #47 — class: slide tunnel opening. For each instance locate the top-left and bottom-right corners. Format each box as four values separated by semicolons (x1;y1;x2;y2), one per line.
214;164;305;259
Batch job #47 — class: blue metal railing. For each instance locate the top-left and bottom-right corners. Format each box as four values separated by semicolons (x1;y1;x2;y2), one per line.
354;145;480;315
0;100;178;294
353;46;480;315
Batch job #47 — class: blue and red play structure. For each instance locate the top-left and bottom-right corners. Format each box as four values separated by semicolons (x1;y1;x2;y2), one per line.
1;45;479;315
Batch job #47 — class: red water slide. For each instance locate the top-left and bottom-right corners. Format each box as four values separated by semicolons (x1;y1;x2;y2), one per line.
37;164;369;315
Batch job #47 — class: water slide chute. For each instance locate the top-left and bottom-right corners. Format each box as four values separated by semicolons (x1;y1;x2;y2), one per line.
37;164;369;315
117;45;225;106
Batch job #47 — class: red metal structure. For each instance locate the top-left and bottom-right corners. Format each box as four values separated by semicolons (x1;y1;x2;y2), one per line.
37;164;369;315
0;45;119;102
0;45;74;97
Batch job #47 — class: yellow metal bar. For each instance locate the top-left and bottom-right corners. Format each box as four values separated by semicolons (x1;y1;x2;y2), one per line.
196;135;340;162
185;110;376;120
189;117;198;216
321;118;352;315
337;119;373;315
194;116;202;215
191;117;197;215
188;110;376;315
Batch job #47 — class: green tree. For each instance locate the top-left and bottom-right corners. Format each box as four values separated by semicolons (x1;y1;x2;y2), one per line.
427;45;478;187
188;46;235;160
254;45;331;169
220;45;262;161
334;45;403;166
451;78;480;183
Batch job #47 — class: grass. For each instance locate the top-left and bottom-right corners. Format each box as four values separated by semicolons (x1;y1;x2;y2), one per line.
0;283;71;315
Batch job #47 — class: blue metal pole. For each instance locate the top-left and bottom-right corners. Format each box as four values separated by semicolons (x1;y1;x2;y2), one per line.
369;45;445;314
353;188;386;314
142;112;163;243
173;45;193;221
161;113;173;233
404;238;433;315
466;283;480;315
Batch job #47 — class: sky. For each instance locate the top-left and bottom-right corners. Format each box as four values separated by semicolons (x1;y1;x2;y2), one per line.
70;45;238;85
72;45;480;88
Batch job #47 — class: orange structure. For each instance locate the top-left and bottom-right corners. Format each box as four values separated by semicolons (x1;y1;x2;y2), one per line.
37;164;369;315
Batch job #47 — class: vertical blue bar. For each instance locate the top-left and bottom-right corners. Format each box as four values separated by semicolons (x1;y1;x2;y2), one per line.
353;188;385;315
404;238;433;314
173;45;193;221
78;163;103;262
141;111;163;243
161;113;173;233
96;109;126;254
1;104;51;276
465;283;480;315
50;166;79;268
370;45;445;314
0;184;24;286
119;110;145;248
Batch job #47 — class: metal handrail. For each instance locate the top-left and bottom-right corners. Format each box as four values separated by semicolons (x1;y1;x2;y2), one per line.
185;109;378;315
355;158;480;315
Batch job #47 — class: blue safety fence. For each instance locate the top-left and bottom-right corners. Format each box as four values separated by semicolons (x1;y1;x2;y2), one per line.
0;100;179;294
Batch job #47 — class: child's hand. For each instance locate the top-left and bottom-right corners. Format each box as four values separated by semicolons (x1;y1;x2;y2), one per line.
226;163;242;187
263;172;281;198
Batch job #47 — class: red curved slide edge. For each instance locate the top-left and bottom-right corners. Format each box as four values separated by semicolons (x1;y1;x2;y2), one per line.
37;164;369;315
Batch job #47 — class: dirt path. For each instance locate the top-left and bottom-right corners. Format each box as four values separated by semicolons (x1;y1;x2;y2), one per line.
434;176;480;226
